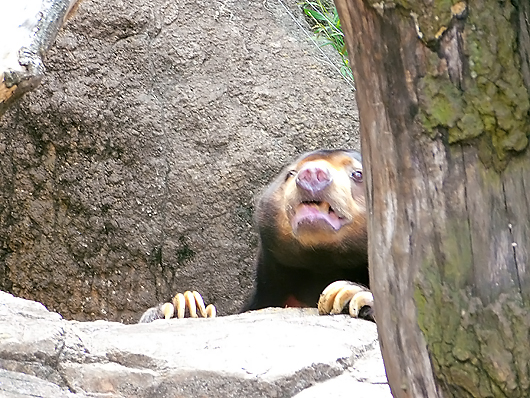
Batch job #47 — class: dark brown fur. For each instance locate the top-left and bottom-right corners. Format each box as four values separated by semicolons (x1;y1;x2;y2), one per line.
243;149;368;310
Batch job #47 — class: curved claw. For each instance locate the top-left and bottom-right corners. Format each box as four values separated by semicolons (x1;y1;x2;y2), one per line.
184;291;198;318
193;291;207;317
140;290;217;323
330;284;367;315
349;291;374;320
205;304;216;318
161;302;175;319
173;293;186;319
318;280;373;321
318;280;355;315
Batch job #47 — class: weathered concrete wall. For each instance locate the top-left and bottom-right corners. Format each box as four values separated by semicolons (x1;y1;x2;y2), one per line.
0;0;359;322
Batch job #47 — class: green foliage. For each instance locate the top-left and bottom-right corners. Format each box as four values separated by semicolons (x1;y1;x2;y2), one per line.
300;0;353;82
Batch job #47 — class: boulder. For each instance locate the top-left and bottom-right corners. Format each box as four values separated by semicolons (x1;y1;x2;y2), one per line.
0;292;391;397
0;0;359;323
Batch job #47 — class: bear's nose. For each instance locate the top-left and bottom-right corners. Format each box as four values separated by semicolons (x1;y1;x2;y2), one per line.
296;163;332;193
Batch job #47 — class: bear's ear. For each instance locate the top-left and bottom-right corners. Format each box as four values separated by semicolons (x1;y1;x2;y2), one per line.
346;149;362;163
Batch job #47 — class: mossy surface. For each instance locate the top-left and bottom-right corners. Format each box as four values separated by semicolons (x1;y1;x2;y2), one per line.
414;269;530;397
411;158;530;396
354;0;530;396
412;0;529;168
410;165;530;396
367;0;454;41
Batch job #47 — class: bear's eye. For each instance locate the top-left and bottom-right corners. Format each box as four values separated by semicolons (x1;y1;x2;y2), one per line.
285;170;297;181
351;170;363;183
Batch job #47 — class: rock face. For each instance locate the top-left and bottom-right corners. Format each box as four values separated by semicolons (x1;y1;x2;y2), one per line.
0;0;359;322
0;292;391;397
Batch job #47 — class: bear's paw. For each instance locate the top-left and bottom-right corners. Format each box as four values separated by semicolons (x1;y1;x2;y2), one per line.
139;290;216;323
317;280;374;322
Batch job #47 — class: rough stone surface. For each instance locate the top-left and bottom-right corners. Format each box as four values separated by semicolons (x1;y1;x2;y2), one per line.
0;292;391;397
0;0;359;323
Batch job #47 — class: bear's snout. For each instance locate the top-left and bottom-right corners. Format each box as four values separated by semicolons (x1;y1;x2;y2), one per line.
296;162;332;194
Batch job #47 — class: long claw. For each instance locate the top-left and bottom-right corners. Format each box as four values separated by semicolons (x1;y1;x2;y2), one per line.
173;293;186;319
330;284;367;315
205;304;216;318
192;291;207;317
318;280;354;315
349;291;374;318
160;302;175;319
140;291;216;323
184;291;197;318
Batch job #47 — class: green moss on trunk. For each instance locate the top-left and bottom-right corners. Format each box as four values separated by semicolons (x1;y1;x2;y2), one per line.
415;274;530;397
413;0;530;169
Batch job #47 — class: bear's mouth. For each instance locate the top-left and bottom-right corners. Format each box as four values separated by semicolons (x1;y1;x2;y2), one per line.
291;201;345;232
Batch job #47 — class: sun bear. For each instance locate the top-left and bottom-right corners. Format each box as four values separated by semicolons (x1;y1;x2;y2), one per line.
241;149;373;320
139;149;373;323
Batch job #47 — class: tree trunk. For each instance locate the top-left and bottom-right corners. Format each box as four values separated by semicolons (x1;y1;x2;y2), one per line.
334;0;530;397
0;0;79;118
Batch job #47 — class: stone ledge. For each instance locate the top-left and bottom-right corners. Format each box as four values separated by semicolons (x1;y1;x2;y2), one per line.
0;292;391;397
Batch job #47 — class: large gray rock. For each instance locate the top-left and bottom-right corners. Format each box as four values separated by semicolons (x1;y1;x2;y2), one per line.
0;292;391;397
0;0;359;322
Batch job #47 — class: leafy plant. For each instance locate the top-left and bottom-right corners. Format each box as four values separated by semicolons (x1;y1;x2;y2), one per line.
300;0;353;82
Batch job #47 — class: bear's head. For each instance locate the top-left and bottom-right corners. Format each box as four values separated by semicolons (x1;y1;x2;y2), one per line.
257;149;367;267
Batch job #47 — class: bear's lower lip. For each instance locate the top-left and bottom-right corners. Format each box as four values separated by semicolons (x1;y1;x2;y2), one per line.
291;202;343;231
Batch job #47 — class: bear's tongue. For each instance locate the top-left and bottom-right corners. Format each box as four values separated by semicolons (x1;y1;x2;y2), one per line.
292;202;342;231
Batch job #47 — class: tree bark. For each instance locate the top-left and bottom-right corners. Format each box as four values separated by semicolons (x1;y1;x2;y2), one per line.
334;0;530;397
0;0;79;118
